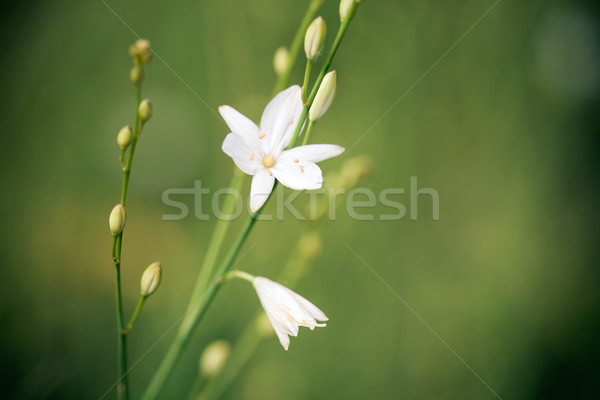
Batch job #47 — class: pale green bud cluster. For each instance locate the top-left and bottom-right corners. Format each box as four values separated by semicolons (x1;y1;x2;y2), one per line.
304;17;326;61
117;125;133;150
309;70;337;121
129;39;152;66
273;46;290;76
199;340;231;377
140;261;162;297
109;204;126;236
138;99;153;123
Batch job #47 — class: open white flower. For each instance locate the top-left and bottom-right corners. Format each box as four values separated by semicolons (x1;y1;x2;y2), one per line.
253;276;328;350
219;85;345;212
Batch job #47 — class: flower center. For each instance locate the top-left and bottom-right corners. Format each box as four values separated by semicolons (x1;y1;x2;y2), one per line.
263;156;275;168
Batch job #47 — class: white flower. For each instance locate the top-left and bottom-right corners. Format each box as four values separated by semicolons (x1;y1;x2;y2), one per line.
219;85;345;212
253;277;328;350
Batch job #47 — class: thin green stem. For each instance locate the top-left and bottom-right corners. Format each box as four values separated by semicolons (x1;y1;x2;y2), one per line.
115;257;128;400
301;119;316;146
223;270;256;284
114;80;143;400
141;203;267;400
273;0;324;96
123;296;147;335
142;2;359;398
287;1;359;149
301;60;313;103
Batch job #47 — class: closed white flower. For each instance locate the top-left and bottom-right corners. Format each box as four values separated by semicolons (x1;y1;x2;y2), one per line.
253;276;328;350
219;85;345;212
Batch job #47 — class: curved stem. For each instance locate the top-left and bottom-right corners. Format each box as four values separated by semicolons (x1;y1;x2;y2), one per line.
123;296;147;335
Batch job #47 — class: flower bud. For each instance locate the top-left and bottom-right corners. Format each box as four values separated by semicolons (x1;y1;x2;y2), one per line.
138;99;153;123
117;125;133;150
140;261;162;297
199;340;231;378
339;0;357;22
273;47;290;76
109;204;126;236
129;39;152;65
309;70;337;121
304;17;326;61
130;66;144;85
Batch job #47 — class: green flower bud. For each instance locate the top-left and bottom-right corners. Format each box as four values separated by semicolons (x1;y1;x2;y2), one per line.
140;261;162;297
117;125;133;150
304;17;326;61
199;340;231;377
309;70;337;121
273;46;290;76
130;66;144;85
129;39;152;65
339;0;358;22
138;99;153;123
109;204;126;236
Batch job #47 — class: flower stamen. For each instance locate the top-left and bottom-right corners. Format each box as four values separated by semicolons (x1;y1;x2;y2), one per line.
263;155;275;168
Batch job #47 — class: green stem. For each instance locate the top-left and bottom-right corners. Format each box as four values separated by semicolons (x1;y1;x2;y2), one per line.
141;2;359;398
301;119;316;146
123;296;147;335
114;81;143;400
288;1;359;149
273;0;324;95
141;203;267;400
301;60;313;103
223;270;256;284
115;255;128;400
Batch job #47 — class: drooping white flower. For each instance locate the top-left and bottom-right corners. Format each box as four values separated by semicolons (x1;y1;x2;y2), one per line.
219;85;345;212
253;276;328;350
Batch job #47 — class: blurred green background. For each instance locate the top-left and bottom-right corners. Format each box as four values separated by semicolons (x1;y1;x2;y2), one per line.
1;0;599;399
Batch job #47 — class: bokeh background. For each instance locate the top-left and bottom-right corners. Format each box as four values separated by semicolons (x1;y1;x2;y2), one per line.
1;0;599;399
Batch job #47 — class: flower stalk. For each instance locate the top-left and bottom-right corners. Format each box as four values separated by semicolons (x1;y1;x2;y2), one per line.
142;2;360;398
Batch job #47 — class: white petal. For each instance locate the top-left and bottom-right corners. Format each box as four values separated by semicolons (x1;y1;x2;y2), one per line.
260;85;303;156
271;160;323;191
219;105;263;156
249;169;275;212
279;144;345;163
289;290;329;322
222;133;262;175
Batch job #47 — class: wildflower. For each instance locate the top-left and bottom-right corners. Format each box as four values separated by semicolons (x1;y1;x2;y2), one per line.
252;276;328;350
220;85;344;212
